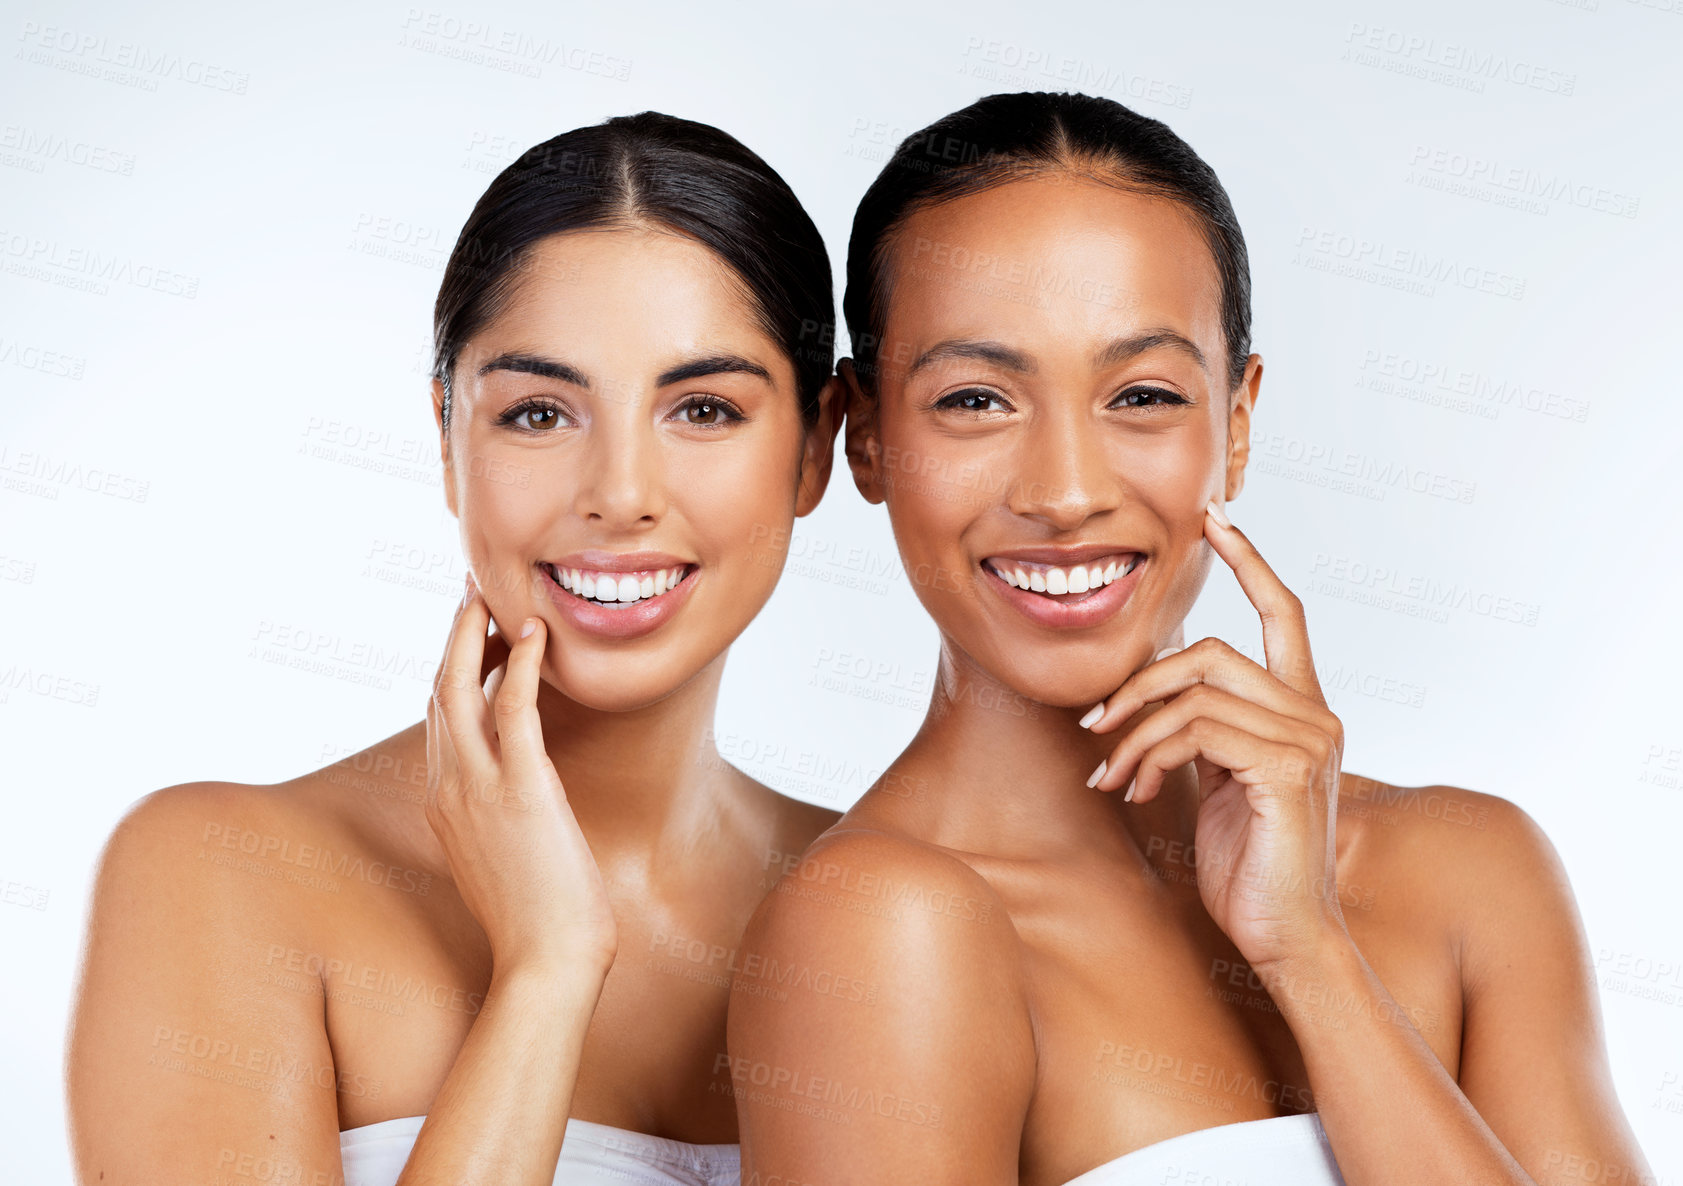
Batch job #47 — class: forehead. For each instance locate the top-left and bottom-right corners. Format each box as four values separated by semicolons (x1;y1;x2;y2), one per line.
880;176;1224;370
473;227;784;367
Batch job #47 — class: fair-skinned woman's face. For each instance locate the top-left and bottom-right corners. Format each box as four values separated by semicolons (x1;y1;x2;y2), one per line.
433;227;835;711
845;175;1261;710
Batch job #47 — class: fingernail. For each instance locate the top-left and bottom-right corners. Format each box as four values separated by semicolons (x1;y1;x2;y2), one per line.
1154;646;1182;662
1205;499;1231;528
1086;759;1107;789
519;618;536;639
1123;777;1137;802
1078;702;1105;729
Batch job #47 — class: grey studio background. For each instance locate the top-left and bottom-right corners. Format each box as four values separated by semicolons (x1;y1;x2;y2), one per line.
3;0;1681;1181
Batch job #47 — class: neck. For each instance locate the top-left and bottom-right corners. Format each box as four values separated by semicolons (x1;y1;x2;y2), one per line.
527;650;740;863
893;634;1201;860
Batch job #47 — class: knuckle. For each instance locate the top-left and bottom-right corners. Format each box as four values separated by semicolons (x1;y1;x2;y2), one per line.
492;687;524;720
1282;743;1315;782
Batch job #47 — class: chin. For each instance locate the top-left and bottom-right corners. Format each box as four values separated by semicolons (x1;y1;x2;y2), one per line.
954;646;1131;714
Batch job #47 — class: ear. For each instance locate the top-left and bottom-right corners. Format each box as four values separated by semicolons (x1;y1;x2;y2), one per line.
1223;354;1263;504
793;373;847;518
431;375;459;519
838;359;887;506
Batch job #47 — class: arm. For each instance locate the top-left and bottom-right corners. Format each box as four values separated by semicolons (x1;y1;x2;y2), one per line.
726;829;1036;1186
395;961;606;1186
1084;506;1654;1186
1249;791;1653;1186
69;591;618;1186
388;598;616;1185
66;786;347;1186
65;785;610;1186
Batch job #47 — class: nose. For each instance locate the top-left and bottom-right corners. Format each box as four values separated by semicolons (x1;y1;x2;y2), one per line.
571;406;668;530
1004;401;1121;531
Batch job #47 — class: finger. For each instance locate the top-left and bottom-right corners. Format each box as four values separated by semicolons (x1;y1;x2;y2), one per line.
481;619;512;687
1124;716;1320;807
424;692;458;816
434;580;498;772
1086;637;1331;736
1089;683;1321;795
1202;500;1324;705
492;616;559;793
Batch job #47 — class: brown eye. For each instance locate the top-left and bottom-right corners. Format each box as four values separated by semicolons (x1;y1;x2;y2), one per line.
495;398;571;432
933;388;1011;414
673;396;745;428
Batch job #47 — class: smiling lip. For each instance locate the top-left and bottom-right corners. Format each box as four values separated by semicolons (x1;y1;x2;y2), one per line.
538;552;699;640
980;547;1145;630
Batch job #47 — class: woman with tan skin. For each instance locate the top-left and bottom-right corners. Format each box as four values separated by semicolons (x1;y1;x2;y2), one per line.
66;112;843;1186
728;92;1654;1185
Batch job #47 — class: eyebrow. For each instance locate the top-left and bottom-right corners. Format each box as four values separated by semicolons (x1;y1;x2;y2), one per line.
907;339;1036;377
477;352;589;386
475;351;773;389
655;353;773;388
1093;330;1208;372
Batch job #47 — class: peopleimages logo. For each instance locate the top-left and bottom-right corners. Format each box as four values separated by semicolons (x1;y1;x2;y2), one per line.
1294;226;1526;301
1408;145;1639;219
15;22;250;93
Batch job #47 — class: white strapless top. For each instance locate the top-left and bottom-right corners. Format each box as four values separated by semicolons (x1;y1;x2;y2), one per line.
1060;1112;1346;1185
339;1115;739;1186
340;1110;1342;1185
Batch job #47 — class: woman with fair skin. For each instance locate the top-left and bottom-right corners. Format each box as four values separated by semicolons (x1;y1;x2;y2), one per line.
67;112;842;1186
728;92;1654;1186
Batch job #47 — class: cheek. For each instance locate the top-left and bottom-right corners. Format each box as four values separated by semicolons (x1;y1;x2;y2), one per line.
877;409;984;556
452;462;558;602
669;436;803;585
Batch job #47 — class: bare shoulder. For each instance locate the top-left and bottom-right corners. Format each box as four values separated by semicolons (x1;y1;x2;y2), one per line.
727;823;1035;1177
1336;773;1574;949
95;777;311;901
78;777;344;981
68;779;345;1180
739;822;1025;996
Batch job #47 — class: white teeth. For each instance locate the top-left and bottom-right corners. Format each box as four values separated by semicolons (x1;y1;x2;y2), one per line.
550;563;689;607
989;554;1139;598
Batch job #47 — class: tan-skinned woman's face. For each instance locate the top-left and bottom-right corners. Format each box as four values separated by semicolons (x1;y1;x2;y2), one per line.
845;175;1261;710
432;228;836;710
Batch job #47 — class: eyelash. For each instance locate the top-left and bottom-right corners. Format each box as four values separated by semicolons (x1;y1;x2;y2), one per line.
493;394;749;433
496;398;571;432
930;386;1192;414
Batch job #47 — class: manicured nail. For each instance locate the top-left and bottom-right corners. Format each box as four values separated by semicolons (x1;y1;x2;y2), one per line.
519;618;536;639
1086;759;1107;789
1078;702;1105;729
1123;777;1137;802
1205;499;1231;528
